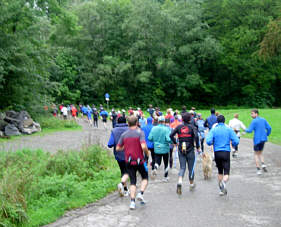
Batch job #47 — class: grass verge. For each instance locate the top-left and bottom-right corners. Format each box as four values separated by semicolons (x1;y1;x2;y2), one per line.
0;146;120;227
196;108;281;145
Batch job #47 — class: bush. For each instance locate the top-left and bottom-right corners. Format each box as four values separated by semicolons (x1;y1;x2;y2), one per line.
36;116;80;130
0;146;119;227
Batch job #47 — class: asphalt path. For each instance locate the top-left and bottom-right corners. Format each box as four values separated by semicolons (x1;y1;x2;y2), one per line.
1;120;280;227
45;135;281;227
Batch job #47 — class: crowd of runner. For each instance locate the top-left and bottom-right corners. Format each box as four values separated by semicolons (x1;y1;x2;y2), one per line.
51;103;272;210
106;105;272;210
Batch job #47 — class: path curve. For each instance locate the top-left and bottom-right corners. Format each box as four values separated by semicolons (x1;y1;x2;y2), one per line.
45;138;281;227
0;119;111;153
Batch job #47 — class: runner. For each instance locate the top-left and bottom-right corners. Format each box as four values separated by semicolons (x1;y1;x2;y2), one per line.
245;109;272;175
204;108;217;130
197;113;206;153
61;105;68;120
107;116;129;196
170;113;200;194
71;105;77;120
206;115;239;196
165;108;174;123
141;117;155;171
165;118;174;169
170;115;182;169
148;116;171;181
92;107;99;128
229;113;246;157
100;108;109;129
153;107;162;118
110;109;117;128
86;106;93;126
181;105;187;115
147;104;155;117
116;116;150;210
139;115;146;128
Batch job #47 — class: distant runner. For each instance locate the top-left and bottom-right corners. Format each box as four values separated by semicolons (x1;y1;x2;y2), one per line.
245;109;271;175
228;113;246;157
204;108;217;130
100;108;109;128
142;117;155;171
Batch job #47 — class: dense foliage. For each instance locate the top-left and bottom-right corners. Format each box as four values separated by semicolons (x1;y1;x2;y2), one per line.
0;0;280;113
0;146;119;226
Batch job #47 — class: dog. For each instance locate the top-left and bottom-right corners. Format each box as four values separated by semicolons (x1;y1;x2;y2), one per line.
202;152;212;180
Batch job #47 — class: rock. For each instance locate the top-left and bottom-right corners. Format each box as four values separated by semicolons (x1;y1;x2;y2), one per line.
0;119;8;131
5;124;21;136
23;118;33;128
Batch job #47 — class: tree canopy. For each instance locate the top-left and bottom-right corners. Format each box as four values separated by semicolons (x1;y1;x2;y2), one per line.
0;0;280;113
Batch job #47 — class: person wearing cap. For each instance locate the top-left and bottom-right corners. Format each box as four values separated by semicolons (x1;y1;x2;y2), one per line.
206;115;239;196
108;116;129;196
170;113;200;194
148;115;172;181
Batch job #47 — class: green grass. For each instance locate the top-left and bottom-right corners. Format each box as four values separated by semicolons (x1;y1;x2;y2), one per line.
195;108;280;145
0;146;120;227
0;116;82;143
142;108;280;145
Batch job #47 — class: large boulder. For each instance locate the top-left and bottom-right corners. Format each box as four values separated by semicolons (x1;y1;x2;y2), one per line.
5;124;21;136
0;119;8;131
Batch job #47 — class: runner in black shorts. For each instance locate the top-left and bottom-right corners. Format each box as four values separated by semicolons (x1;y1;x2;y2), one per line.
246;109;271;175
214;151;230;175
126;163;148;185
117;116;150;210
107;116;129;196
206;115;239;196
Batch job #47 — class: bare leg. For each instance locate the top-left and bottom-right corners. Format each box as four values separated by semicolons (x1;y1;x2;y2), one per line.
130;185;136;199
121;174;129;187
255;151;261;168
140;179;148;192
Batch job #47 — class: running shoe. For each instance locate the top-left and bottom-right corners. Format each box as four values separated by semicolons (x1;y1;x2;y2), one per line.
176;183;182;195
189;183;196;191
129;201;136;210
219;181;227;196
232;152;238;158
162;177;169;182
261;164;268;172
152;169;157;177
117;183;124;197
136;193;146;204
257;169;262;175
124;190;130;197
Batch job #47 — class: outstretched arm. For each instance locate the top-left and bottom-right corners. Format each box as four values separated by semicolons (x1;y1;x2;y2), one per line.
170;127;178;144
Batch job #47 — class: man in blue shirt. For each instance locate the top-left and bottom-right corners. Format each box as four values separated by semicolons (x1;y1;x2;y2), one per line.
246;109;271;175
204;108;217;130
206;115;239;196
107;116;129;196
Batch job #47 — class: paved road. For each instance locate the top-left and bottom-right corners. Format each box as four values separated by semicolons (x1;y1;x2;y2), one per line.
2;121;280;227
0;119;110;153
46;138;281;227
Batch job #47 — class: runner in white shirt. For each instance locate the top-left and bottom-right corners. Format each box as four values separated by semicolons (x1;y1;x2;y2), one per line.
61;106;68;120
228;113;246;157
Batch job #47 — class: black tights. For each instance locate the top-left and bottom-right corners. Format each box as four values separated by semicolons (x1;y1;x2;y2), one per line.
155;153;169;177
